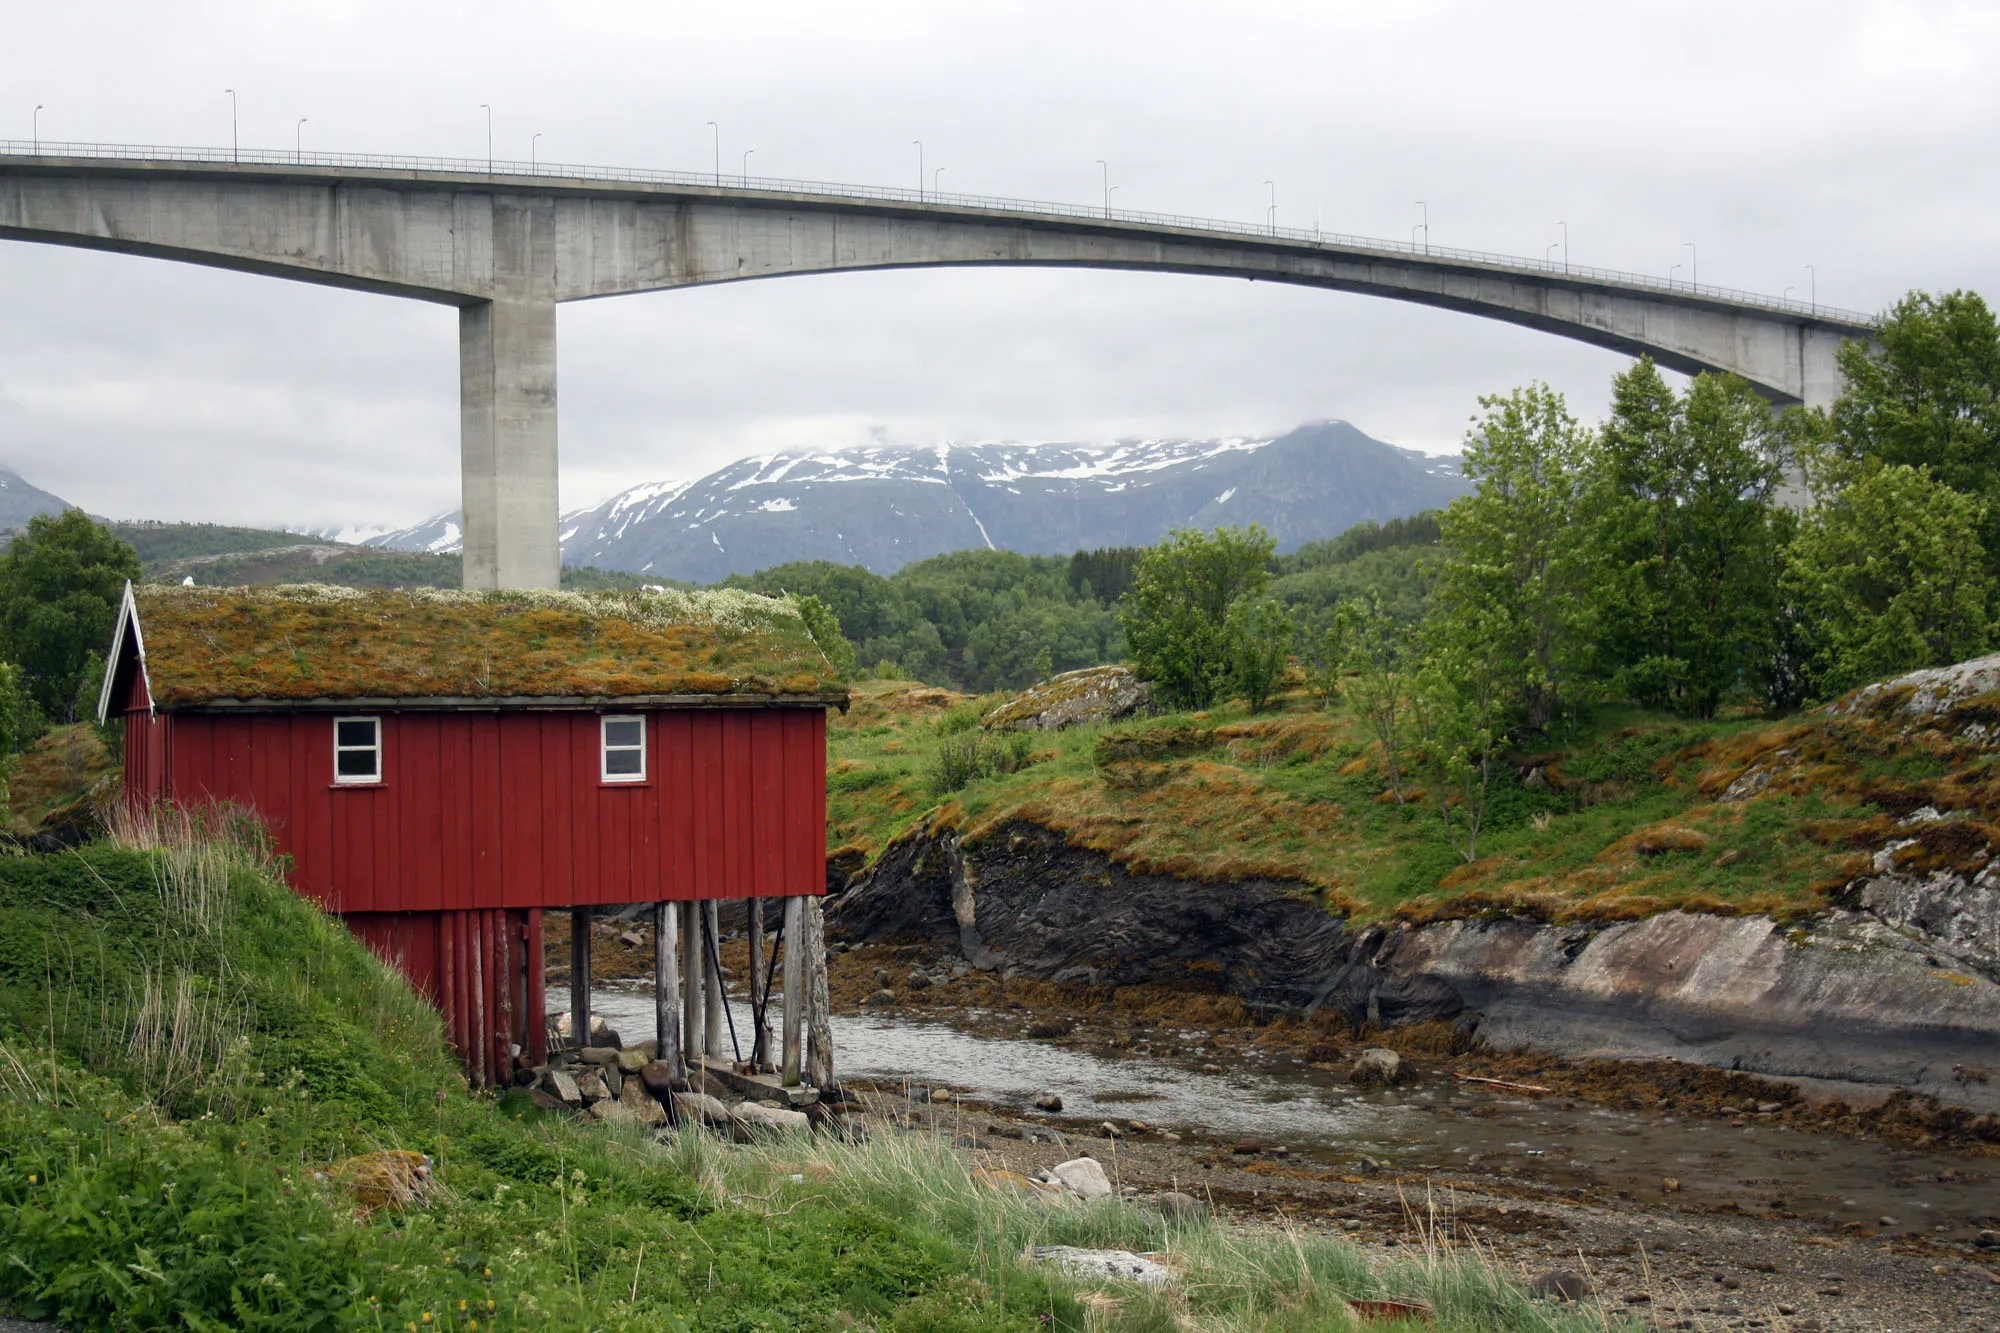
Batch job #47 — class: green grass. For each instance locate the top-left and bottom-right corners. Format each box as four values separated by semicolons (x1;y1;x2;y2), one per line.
0;819;1630;1332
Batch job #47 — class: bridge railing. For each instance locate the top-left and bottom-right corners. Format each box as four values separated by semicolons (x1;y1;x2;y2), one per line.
0;138;1874;326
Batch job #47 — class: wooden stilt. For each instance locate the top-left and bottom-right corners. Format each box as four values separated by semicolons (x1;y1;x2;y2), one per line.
781;895;804;1086
525;908;547;1067
703;900;724;1059
804;895;834;1092
569;907;591;1049
681;901;704;1070
495;911;516;1083
470;910;489;1086
748;898;772;1072
654;901;683;1084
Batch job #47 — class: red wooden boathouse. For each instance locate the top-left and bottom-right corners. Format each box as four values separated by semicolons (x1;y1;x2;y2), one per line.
99;582;845;1086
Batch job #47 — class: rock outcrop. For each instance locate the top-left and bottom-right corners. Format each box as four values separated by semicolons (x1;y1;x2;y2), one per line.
981;666;1152;732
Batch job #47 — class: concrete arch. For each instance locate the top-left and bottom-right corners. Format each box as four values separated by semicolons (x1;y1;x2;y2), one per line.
1;154;1877;587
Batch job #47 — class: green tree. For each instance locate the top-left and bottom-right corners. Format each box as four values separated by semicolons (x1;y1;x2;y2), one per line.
1830;290;2000;567
1121;525;1275;709
1334;593;1413;803
1597;361;1786;717
1225;597;1294;711
1411;623;1505;863
791;594;856;678
1429;383;1602;730
1781;464;1994;698
0;511;142;726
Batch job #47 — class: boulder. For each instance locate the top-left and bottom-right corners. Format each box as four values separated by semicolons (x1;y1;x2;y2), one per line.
577;1046;620;1067
730;1102;811;1136
982;666;1152;732
1026;1246;1176;1287
1032;1092;1064;1111
541;1068;583;1106
1049;1156;1113;1201
619;1076;668;1126
1349;1048;1408;1088
589;1098;638;1125
672;1091;731;1126
574;1070;610;1103
601;1065;623;1099
616;1046;652;1073
639;1060;682;1098
1156;1190;1208;1223
1528;1270;1593;1303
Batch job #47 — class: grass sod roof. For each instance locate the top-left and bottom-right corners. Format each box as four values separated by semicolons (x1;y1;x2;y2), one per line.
124;583;847;707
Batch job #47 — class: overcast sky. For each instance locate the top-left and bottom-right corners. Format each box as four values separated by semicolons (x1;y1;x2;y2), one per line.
2;0;1996;532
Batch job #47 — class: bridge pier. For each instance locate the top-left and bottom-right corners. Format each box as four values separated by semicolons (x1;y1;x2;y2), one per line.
459;298;560;591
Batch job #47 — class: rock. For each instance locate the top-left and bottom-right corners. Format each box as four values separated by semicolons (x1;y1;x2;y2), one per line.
1026;1019;1073;1039
951;1134;982;1149
930;1087;954;1102
1199;1063;1223;1074
983;666;1152;733
589;1098;638;1125
1020;1124;1065;1145
1878;1215;1899;1227
619;1077;667;1126
616;1047;651;1073
1026;1245;1175;1287
1976;1229;1998;1248
1349;1048;1407;1088
730;1102;811;1136
577;1047;620;1066
671;1091;731;1126
601;1065;623;1099
528;1088;567;1113
906;972;932;991
1156;1190;1208;1223
1353;1155;1385;1174
1661;1176;1681;1193
574;1070;609;1103
972;1167;1050;1200
874;968;894;987
552;1010;617;1043
867;989;897;1006
542;1068;583;1106
1528;1270;1592;1303
1050;1156;1114;1201
1032;1092;1064;1112
639;1061;681;1098
618;929;644;947
1099;1121;1122;1139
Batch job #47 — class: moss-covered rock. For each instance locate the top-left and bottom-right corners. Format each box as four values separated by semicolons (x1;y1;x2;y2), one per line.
982;666;1150;732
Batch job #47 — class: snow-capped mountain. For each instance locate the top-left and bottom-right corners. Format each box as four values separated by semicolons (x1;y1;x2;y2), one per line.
369;421;1467;581
0;466;76;531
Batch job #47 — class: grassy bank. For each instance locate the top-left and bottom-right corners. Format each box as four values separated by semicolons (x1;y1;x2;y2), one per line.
0;821;1629;1331
828;675;1979;923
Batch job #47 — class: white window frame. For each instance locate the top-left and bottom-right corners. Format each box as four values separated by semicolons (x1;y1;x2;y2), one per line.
600;714;647;783
333;715;382;785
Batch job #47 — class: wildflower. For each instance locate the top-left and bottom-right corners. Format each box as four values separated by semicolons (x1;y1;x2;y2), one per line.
26;1176;34;1185
459;1301;467;1312
421;1315;432;1325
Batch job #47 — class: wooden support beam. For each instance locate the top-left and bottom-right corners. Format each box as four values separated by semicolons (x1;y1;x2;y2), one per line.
654;901;683;1085
681;900;704;1067
748;898;773;1073
703;900;725;1059
470;911;490;1086
525;908;547;1066
804;895;834;1092
781;895;804;1086
569;907;591;1050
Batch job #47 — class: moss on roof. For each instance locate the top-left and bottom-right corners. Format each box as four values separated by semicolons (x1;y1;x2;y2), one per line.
131;584;846;706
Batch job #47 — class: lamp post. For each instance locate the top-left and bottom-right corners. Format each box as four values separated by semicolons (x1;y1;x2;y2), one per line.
480;104;492;173
1414;200;1428;253
1669;262;1682;285
1685;242;1697;287
1803;263;1815;315
933;166;945;197
1095;159;1110;218
1264;180;1276;235
32;105;42;154
742;148;754;185
706;121;719;185
295;117;307;164
225;89;238;162
1546;242;1561;263
1558;220;1568;273
531;132;541;171
912;139;922;198
1784;286;1795;301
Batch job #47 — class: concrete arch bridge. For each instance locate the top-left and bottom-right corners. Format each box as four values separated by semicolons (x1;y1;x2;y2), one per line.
0;142;1878;589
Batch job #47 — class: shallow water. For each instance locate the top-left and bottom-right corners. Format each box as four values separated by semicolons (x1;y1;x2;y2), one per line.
589;984;1994;1239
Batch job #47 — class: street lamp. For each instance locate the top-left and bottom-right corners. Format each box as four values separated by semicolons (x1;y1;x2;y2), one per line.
912;139;922;198
1669;262;1682;285
480;104;492;173
1546;242;1561;263
1802;263;1815;315
933;166;945;197
1783;286;1795;301
32;105;42;155
295;117;307;164
225;89;238;162
1095;159;1110;218
1264;180;1276;235
1684;242;1697;287
531;133;541;171
1558;220;1568;273
706;121;719;185
742;148;754;185
1414;200;1428;253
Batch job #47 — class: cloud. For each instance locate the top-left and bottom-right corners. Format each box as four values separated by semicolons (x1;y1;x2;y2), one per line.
1;0;1993;529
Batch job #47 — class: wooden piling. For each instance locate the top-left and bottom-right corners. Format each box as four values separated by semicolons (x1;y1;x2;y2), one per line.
748;898;772;1072
681;900;704;1069
654;901;683;1085
568;907;591;1050
525;908;547;1066
781;895;804;1086
804;894;834;1092
703;900;725;1059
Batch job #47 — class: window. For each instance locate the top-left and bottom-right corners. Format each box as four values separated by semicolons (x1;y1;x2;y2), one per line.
601;715;646;782
334;716;381;784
